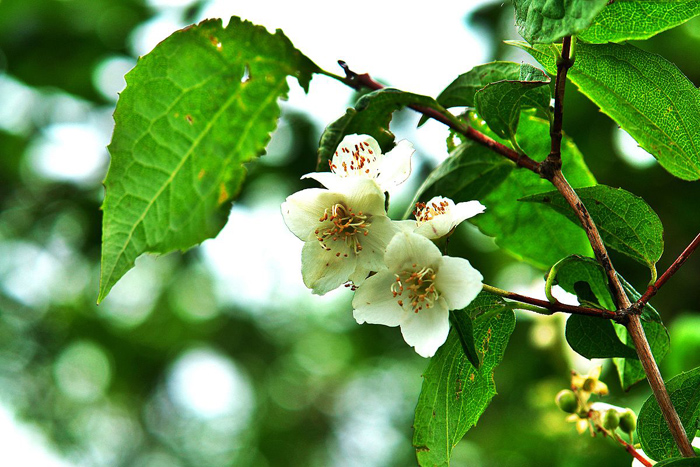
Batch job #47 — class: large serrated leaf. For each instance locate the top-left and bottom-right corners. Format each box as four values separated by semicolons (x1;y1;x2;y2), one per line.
98;18;319;302
521;185;665;275
579;0;700;43
638;367;700;461
317;88;446;169
413;292;515;466
512;0;609;43
468;114;596;269
510;41;700;181
474;63;551;141
406;140;514;219
655;458;700;467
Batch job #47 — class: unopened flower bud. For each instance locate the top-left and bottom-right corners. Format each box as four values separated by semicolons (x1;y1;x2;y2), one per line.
604;409;620;430
619;409;637;434
556;389;578;413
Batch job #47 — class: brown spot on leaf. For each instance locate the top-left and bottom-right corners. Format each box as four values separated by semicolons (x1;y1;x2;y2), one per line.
186;115;193;125
197;169;205;180
469;373;475;382
218;183;229;205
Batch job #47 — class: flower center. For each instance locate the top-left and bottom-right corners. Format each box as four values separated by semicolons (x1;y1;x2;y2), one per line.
414;200;450;224
315;203;370;255
390;265;439;312
329;140;378;177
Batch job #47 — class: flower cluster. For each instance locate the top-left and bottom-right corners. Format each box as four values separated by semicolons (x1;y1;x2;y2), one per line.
282;134;485;357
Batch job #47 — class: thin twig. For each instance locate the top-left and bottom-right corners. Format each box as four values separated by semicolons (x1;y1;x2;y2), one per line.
636;232;700;308
541;36;573;178
325;62;542;173
482;284;618;320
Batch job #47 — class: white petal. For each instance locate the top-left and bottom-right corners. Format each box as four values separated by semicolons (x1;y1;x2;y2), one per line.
332;134;383;179
281;188;339;240
301;172;346;191
414;214;453;239
352;270;404;327
356;215;397;273
393;219;418;234
384;232;442;271
399;298;450;357
434;256;483;310
343;177;387;215
301;237;357;295
452;200;485;224
376;140;414;189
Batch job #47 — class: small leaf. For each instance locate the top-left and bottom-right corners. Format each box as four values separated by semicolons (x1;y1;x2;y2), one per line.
468;114;596;269
551;255;638;359
655;458;700;467
579;0;700;43
449;309;481;369
510;41;700;181
521;185;665;275
406;140;514;219
638;367;700;461
99;18;319;302
413;292;515;466
512;0;609;43
566;315;639;359
613;318;669;391
317;88;446;169
474;64;551;140
420;61;549;126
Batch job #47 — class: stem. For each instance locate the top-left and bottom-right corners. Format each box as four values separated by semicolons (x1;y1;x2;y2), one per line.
619;438;653;467
326;61;542;173
636;232;700;308
543;36;574;172
482;284;617;319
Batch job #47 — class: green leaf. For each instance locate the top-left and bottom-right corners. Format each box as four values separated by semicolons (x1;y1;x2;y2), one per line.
510;41;700;181
638;367;700;461
413;292;515;466
474;64;551;141
99;18;319;302
449;310;481;369
566;315;638;359
618;274;662;324
613;318;670;391
512;0;608;43
655;458;700;467
405;140;514;219
469;113;597;269
550;255;638;359
579;0;700;43
317;88;446;169
420;61;549;126
521;185;665;275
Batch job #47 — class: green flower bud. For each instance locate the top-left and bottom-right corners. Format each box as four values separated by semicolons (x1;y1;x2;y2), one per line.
619;409;637;434
556;389;578;413
604;409;620;430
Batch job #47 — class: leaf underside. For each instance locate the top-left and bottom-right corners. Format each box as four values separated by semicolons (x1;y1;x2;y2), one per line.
99;17;318;302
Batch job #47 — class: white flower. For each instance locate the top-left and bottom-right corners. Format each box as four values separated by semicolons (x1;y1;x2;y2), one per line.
352;232;483;357
281;177;398;295
304;134;414;192
411;196;485;239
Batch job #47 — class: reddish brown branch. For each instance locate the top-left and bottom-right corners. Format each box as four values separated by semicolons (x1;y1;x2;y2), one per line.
335;61;541;173
492;287;618;320
619;438;653;467
542;36;573;176
637;232;700;308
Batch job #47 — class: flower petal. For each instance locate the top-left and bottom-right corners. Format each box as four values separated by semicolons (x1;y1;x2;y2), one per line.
384;232;442;272
301;236;356;295
352;270;404;327
393;219;417;234
343;177;387;215
414;213;453;239
332;134;383;179
434;256;483;310
301;172;346;191
357;215;397;273
452;200;485;224
399;297;450;357
376;139;414;189
281;188;339;240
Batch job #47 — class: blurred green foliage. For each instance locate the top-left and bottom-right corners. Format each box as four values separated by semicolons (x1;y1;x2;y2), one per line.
0;1;699;466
